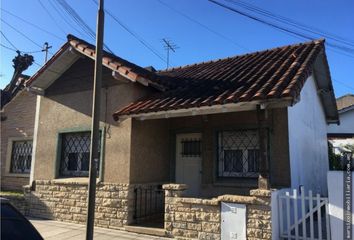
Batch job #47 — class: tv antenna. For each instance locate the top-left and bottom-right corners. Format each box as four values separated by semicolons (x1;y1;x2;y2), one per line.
162;38;178;69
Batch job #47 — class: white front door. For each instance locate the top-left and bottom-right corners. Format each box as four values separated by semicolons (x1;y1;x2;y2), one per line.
175;133;202;197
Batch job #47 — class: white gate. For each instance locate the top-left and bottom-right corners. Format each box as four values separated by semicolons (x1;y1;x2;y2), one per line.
278;187;331;240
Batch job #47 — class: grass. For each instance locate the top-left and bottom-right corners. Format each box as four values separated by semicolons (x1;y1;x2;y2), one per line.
0;190;24;197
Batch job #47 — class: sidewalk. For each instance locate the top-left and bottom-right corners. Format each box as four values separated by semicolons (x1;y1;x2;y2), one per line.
30;219;169;240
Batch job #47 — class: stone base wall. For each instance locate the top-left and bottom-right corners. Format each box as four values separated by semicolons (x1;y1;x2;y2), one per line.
0;193;28;215
163;184;272;240
24;180;134;230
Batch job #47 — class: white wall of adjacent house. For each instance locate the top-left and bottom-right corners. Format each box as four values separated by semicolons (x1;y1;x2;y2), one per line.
327;108;354;134
287;75;329;196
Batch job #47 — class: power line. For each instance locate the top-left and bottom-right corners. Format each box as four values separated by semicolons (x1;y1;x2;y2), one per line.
37;0;67;36
1;8;65;41
55;0;115;53
208;0;354;58
1;19;45;49
0;43;17;52
157;0;249;51
225;0;354;48
91;0;167;63
0;30;18;50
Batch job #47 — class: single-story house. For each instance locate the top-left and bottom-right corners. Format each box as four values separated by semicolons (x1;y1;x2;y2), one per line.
328;94;354;155
1;74;36;191
22;35;338;239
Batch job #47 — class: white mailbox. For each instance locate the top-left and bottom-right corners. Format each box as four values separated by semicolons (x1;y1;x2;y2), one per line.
221;202;246;240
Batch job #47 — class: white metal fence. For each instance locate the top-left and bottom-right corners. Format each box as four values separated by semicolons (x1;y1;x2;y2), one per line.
278;187;330;240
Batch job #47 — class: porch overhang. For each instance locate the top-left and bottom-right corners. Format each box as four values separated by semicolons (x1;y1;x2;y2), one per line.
115;98;293;121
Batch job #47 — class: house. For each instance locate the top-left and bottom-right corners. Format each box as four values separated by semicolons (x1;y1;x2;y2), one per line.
1;74;37;191
23;35;338;239
328;94;354;155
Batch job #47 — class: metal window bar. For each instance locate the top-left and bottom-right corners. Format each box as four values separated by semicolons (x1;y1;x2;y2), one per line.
181;139;201;157
133;185;165;225
218;130;260;177
59;131;101;177
10;140;33;173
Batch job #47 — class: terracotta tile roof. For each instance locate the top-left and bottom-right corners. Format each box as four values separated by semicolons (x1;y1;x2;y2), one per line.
114;39;324;118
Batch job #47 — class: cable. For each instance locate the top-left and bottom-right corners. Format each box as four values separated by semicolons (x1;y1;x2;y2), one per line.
91;0;167;63
225;0;354;48
1;19;44;49
0;43;17;52
157;0;249;51
37;0;67;36
0;30;18;50
209;0;354;58
1;8;65;41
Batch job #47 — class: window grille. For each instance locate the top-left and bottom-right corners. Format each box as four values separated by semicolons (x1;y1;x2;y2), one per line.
10;140;33;174
59;131;101;177
181;139;201;157
218;130;260;177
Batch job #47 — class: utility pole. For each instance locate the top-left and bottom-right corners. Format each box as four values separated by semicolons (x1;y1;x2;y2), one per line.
42;42;52;63
162;38;178;69
85;0;104;239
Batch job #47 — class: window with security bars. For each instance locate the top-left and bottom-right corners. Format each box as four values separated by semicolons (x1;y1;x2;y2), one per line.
218;130;260;177
181;139;201;157
59;131;101;177
10;140;33;174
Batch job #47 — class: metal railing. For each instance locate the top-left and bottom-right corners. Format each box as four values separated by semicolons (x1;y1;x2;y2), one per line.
133;185;164;224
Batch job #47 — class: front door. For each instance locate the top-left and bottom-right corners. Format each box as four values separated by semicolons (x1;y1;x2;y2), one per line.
175;133;202;197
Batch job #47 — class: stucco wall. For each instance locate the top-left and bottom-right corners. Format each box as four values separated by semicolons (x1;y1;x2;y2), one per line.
327;109;354;134
130;109;290;197
130;119;170;183
287;75;329;195
1;90;36;191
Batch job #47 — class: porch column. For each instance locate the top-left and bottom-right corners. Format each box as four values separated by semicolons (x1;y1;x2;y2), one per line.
257;105;270;189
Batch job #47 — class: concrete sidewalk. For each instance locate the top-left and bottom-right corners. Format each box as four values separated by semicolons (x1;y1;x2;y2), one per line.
30;219;169;240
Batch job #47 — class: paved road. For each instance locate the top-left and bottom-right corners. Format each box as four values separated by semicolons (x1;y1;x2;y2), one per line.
30;219;168;240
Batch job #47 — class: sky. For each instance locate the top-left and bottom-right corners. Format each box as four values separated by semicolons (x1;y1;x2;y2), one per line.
0;0;353;97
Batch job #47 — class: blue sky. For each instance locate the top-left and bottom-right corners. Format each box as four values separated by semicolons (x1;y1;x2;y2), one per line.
1;0;353;97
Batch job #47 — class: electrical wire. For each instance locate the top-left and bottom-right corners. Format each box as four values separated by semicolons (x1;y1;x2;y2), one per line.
225;0;354;48
91;0;167;63
37;0;67;36
1;8;65;41
208;0;354;58
157;0;249;51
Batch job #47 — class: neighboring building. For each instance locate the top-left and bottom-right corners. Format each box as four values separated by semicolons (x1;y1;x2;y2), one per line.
328;94;354;154
1;75;37;191
23;35;338;239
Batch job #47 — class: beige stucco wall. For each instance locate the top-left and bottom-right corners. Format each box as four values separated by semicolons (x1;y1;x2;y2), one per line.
33;82;150;183
130;119;170;184
1;90;37;191
129;109;290;197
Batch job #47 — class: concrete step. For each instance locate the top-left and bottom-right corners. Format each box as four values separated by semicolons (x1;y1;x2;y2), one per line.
125;225;167;238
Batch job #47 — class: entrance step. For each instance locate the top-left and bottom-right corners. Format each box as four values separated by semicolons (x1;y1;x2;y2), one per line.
125;225;166;237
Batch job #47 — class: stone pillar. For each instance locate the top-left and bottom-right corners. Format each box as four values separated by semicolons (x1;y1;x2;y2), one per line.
162;184;188;198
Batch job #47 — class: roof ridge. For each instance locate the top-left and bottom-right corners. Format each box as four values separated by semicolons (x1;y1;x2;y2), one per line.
158;39;324;73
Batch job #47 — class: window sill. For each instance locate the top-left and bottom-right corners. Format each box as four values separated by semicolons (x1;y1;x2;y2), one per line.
3;173;30;178
53;177;100;184
213;178;258;188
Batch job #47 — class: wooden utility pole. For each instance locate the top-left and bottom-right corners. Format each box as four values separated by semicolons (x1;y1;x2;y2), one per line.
86;0;104;239
42;42;52;63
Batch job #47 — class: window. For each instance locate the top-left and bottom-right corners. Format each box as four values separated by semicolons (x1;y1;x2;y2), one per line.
10;140;33;174
181;139;201;157
59;131;101;177
218;130;260;177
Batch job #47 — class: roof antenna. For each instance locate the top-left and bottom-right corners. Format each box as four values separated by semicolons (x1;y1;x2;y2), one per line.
162;38;178;69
